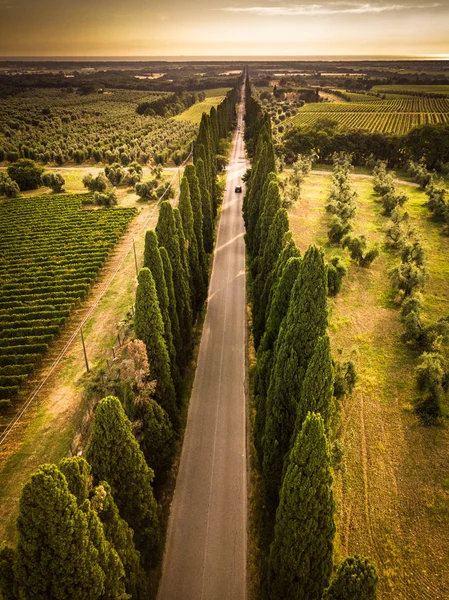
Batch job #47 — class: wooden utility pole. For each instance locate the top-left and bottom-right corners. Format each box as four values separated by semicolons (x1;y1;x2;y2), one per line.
133;238;139;276
80;327;89;373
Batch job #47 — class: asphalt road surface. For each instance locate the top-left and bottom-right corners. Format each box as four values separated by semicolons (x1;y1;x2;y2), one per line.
158;88;249;600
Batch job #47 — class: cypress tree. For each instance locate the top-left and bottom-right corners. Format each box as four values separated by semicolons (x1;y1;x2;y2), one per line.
160;246;183;367
262;245;328;508
184;163;208;290
252;176;281;263
196;157;214;254
0;544;16;600
325;556;378;600
173;207;191;288
295;334;334;436
156;201;192;355
140;398;176;482
178;176;205;312
58;457;127;600
143;229;180;392
135;267;178;427
15;464;105;600
267;412;335;600
253;256;301;464
252;208;290;347
86;396;160;569
91;482;148;600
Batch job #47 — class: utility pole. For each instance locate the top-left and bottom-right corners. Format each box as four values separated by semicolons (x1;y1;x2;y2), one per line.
80;327;89;373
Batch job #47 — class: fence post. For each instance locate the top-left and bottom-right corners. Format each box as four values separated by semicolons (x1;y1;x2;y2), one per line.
80;327;89;373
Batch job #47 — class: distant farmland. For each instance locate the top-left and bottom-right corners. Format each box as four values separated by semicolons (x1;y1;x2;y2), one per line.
286;97;449;134
174;95;227;124
372;84;449;97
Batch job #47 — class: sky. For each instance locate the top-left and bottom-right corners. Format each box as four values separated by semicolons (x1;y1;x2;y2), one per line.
0;0;448;58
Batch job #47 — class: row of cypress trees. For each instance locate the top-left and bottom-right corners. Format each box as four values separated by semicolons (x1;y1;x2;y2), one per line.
0;88;240;600
243;75;378;600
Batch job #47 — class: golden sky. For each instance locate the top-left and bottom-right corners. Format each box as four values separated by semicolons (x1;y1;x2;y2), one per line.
0;0;448;57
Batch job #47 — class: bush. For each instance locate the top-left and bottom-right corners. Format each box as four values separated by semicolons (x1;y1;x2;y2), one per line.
104;162;125;186
94;191;117;207
41;172;65;193
82;172;108;193
0;173;20;198
342;235;379;267
135;179;157;201
327;256;347;296
334;360;357;399
415;352;446;421
7;159;44;191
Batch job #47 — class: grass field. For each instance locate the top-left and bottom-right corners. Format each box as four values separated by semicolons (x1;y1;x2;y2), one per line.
286;97;449;134
204;87;232;97
288;172;449;600
174;95;227;123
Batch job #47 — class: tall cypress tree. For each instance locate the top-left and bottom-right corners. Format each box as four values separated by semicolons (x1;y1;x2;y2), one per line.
196;157;214;254
140;398;176;482
156;201;192;354
252;208;290;347
86;396;160;569
252;175;280;265
143;229;180;393
160;246;183;369
135;267;178;427
267;412;335;600
295;334;334;436
262;245;328;508
178;176;205;313
91;482;148;600
253;256;301;464
184;164;208;289
15;464;105;600
58;457;127;600
325;556;378;600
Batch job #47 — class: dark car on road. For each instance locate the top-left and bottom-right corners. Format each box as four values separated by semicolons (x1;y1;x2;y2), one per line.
235;185;242;193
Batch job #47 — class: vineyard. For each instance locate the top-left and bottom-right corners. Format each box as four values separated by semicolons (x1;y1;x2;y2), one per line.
372;84;449;97
0;89;197;166
0;193;135;411
286;97;449;134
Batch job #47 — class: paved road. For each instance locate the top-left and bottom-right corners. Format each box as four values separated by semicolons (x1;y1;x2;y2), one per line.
158;88;249;600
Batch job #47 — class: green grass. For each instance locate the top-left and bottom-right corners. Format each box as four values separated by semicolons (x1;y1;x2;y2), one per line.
173;96;226;124
288;172;449;600
204;87;231;98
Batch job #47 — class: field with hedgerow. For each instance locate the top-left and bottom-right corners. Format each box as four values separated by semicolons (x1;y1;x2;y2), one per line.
287;168;449;600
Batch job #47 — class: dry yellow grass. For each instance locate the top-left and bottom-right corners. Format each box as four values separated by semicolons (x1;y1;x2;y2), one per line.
289;172;449;600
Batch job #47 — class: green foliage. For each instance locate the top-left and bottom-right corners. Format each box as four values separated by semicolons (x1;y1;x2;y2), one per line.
143;229;180;391
325;555;378;600
58;456;90;506
342;235;379;267
7;159;43;191
295;334;334;434
333;360;357;399
0;172;20;198
93;190;117;207
327;256;347;296
179;176;206;312
267;412;335;600
262;245;328;508
156;201;192;360
135;268;178;427
196;157;214;254
86;396;160;568
184;164;208;282
253;177;282;261
415;352;446;421
82;172;108;193
135;179;157;201
41;172;65;193
160;246;183;370
139;398;176;482
0;544;16;600
15;464;106;599
91;482;148;600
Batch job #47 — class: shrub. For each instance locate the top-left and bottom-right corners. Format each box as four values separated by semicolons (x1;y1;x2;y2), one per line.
327;256;347;296
41;172;65;193
94;191;117;207
7;159;43;191
83;173;108;193
415;352;446;421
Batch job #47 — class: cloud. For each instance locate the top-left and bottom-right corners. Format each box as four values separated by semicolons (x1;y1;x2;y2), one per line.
220;2;441;16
